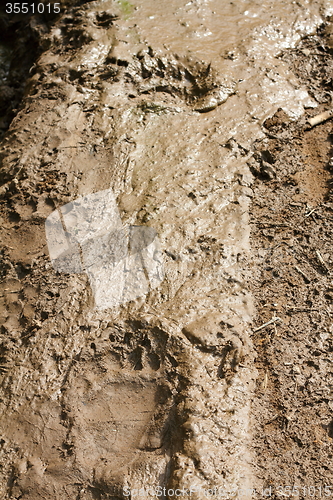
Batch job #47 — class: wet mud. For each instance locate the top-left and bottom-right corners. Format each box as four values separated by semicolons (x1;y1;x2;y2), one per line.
0;1;332;499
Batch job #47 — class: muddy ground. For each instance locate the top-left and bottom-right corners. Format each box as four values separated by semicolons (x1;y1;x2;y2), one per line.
0;2;333;500
250;32;333;498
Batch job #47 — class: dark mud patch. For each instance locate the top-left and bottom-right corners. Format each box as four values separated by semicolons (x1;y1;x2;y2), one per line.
0;2;62;139
251;28;333;498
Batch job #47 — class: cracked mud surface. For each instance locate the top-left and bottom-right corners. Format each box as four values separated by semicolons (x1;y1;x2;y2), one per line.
0;1;333;499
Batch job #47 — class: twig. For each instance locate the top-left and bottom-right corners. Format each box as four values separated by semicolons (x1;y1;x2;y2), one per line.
305;208;316;217
294;265;311;283
321;203;333;210
315;250;330;273
289;202;304;207
263;370;268;391
253;316;282;333
307;108;333;128
287;306;312;312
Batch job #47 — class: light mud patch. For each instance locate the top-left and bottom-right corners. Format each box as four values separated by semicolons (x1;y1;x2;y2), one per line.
62;345;171;497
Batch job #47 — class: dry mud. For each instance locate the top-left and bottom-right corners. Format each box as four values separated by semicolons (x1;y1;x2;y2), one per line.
250;34;333;498
0;1;332;499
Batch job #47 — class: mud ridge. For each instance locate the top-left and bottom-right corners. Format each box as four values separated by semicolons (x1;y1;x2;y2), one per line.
0;2;256;498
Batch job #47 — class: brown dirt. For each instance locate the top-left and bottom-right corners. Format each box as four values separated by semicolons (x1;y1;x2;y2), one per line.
250;33;333;498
